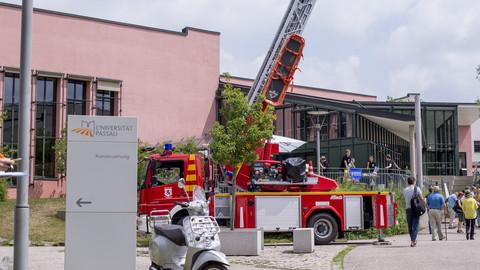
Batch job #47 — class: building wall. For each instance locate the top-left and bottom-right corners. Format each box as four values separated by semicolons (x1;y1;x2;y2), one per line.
458;125;473;176
472;119;480;168
0;4;220;198
221;76;377;102
0;4;220;144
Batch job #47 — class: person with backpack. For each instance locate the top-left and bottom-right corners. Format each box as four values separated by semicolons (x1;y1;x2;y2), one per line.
454;192;465;233
404;176;425;247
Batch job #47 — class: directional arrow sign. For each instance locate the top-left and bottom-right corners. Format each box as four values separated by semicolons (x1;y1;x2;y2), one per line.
76;198;92;207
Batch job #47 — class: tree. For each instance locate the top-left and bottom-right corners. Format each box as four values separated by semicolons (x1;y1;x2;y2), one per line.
53;129;67;179
476;64;480;80
209;79;275;229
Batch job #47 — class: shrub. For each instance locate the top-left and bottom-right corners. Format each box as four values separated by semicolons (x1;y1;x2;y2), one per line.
0;179;7;201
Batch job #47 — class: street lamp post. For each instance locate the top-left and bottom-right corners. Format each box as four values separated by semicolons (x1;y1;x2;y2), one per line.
307;110;330;174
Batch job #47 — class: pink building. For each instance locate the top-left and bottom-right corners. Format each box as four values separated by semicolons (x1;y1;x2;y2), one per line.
0;3;219;198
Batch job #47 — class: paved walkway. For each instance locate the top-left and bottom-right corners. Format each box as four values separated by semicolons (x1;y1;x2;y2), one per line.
0;244;346;270
344;227;479;270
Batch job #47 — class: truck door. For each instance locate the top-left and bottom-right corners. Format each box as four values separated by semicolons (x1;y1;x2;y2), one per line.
145;159;188;212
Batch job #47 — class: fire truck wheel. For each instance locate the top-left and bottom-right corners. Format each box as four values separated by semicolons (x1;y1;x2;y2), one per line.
307;213;338;245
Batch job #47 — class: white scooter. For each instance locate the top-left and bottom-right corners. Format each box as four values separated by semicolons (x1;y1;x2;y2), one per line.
149;180;230;270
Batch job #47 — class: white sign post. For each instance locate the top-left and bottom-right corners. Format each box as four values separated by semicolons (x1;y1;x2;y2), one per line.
65;115;137;270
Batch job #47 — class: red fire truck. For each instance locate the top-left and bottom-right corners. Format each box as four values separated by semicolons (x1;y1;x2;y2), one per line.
137;0;397;244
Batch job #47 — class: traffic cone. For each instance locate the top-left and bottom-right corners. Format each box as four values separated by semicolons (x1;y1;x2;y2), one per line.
308;160;314;175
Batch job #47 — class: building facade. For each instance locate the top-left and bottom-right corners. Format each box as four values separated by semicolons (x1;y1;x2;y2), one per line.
472;119;480;171
0;3;220;198
220;77;479;177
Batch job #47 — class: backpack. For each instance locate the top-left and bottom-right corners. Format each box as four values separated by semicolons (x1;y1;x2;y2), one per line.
453;200;463;214
410;186;426;216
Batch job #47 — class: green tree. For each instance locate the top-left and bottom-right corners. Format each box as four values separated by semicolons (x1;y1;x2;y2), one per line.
53;129;67;179
209;79;275;229
173;137;199;154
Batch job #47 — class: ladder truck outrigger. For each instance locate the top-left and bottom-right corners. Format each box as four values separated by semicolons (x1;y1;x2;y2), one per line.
138;0;397;244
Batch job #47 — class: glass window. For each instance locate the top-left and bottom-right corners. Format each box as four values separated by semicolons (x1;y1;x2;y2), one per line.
3;73;20;154
67;80;86;115
96;90;115;116
475;141;480;153
151;160;185;187
35;77;57;178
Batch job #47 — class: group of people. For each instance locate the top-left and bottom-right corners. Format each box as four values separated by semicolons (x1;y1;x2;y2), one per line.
318;149;401;172
404;177;480;247
445;187;480;238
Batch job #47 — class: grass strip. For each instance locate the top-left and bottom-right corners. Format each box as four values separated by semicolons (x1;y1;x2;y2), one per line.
332;245;356;270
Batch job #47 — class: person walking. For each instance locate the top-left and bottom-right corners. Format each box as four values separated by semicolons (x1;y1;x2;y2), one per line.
475;190;480;228
319;156;329;172
447;192;458;229
425;187;434;234
404;176;424;247
340;149;353;181
454;192;465;233
367;155;377;173
426;186;446;241
385;154;400;188
462;191;478;240
366;155;377;190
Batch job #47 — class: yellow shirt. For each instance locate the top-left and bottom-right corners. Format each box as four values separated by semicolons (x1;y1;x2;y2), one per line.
462;198;478;219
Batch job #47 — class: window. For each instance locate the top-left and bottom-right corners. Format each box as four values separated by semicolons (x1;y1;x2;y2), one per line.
35;77;57;178
67;80;86;115
475;141;480;153
3;73;20;153
151;160;185;187
96;90;114;116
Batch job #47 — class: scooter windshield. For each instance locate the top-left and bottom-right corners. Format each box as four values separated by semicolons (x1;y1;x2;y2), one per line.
192;186;206;202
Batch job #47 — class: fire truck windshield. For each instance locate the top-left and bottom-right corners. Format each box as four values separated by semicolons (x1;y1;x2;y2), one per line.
151;160;185;186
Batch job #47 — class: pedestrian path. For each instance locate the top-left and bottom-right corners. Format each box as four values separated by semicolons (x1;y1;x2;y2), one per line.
344;227;479;270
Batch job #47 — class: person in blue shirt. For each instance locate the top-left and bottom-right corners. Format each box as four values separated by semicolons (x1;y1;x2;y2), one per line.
426;186;446;241
447;192;458;229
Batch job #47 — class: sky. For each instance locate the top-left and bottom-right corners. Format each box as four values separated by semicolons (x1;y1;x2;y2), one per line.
2;0;479;102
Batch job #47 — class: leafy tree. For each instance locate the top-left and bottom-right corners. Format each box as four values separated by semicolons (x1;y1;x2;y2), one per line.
53;129;67;178
210;79;275;229
173;137;199;154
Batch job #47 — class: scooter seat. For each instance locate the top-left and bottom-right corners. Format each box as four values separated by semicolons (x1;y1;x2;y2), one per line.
153;224;186;246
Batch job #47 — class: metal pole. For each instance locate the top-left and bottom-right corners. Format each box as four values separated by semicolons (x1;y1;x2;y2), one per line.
409;125;416;177
414;94;423;188
315;123;321;174
14;1;33;270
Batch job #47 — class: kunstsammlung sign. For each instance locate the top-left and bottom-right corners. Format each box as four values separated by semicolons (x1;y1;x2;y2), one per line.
65;116;137;270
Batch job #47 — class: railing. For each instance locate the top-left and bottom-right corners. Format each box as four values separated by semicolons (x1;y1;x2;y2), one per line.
319;167;412;189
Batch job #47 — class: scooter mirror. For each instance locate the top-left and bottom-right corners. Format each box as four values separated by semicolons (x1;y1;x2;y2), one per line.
178;178;186;189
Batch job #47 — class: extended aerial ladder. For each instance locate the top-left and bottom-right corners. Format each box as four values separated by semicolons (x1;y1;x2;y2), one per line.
247;0;317;106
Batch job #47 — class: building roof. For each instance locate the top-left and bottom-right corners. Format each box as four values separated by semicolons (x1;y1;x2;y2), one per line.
0;2;220;37
219;75;377;99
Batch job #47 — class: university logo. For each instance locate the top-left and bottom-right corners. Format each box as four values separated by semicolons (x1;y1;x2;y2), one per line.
71;120;95;137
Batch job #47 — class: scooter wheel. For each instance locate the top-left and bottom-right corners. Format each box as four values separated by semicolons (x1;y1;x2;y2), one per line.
200;263;228;270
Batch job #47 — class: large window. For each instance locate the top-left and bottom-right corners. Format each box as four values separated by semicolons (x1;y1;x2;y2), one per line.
35;77;57;178
96;90;114;116
3;73;20;153
475;141;480;153
67;80;86;115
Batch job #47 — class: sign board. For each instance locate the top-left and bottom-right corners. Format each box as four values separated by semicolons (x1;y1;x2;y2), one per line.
65;116;137;270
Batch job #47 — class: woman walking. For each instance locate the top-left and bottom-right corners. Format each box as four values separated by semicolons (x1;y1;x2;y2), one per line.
462;191;478;240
